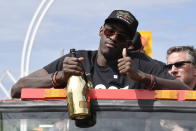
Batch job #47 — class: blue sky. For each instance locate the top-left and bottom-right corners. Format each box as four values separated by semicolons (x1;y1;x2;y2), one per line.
0;0;196;97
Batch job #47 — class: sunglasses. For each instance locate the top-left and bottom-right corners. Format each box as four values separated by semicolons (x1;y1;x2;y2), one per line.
103;27;131;43
165;61;192;70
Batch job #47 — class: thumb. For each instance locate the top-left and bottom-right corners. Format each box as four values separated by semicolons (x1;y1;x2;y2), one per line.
78;57;84;62
122;48;127;58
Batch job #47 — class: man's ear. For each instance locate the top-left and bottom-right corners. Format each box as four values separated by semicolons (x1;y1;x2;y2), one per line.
99;26;104;36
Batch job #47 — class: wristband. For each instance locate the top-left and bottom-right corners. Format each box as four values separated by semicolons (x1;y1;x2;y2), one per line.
151;75;158;90
51;71;61;87
144;74;157;90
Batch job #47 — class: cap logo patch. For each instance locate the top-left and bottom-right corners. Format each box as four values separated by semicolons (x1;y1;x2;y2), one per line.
116;11;134;24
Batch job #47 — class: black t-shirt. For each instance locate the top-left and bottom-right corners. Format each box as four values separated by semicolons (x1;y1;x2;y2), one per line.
43;50;175;89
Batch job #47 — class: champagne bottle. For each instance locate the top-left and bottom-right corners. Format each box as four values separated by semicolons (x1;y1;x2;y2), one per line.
67;49;90;120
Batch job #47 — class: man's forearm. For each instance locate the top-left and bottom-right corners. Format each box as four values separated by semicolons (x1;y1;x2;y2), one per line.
155;77;190;90
11;75;53;98
127;69;190;90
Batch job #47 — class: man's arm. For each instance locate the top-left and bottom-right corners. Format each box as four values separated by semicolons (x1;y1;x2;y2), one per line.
11;56;85;98
11;69;53;98
125;67;189;90
11;69;69;98
118;48;190;90
155;77;190;90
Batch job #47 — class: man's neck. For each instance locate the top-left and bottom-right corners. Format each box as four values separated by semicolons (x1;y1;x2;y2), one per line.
97;51;117;66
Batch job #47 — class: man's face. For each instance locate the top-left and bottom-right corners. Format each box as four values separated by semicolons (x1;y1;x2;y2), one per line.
99;22;132;60
167;51;196;87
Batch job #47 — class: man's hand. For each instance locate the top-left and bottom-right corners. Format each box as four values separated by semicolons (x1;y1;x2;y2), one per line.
63;57;84;75
56;57;84;83
118;48;146;82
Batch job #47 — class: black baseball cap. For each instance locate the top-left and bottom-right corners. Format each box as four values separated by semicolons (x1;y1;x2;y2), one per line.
105;10;138;38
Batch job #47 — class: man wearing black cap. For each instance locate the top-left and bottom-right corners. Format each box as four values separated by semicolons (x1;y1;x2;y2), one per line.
11;10;189;98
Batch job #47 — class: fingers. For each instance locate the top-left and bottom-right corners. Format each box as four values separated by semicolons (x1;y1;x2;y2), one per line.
118;48;133;75
122;48;127;58
118;57;131;68
118;48;131;68
78;57;84;62
118;58;131;75
64;57;84;64
118;60;132;75
65;57;84;63
63;57;84;76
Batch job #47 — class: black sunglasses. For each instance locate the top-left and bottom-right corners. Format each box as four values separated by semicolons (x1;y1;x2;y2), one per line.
165;61;192;70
